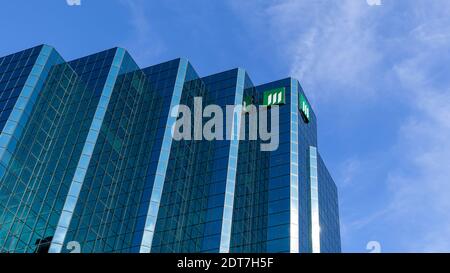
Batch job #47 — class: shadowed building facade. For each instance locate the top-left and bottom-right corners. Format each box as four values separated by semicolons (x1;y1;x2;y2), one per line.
0;45;340;253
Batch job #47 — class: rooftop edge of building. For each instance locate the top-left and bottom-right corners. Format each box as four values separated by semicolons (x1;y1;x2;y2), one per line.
1;45;317;105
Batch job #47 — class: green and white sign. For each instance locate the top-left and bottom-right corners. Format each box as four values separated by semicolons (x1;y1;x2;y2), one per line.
263;87;285;106
299;94;310;122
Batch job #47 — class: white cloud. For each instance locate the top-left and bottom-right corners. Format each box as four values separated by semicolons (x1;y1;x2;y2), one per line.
345;1;450;252
387;9;450;251
339;158;362;188
261;0;383;102
119;0;164;66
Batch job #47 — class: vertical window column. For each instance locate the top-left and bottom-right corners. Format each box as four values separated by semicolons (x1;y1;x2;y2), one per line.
309;146;320;253
48;48;126;253
0;45;62;180
290;79;299;253
139;59;188;253
219;69;245;253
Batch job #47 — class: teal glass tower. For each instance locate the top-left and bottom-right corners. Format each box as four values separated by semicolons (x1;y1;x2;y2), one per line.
0;45;340;253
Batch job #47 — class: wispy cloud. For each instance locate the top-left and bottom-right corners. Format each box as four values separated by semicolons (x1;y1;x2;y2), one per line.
230;0;385;104
118;0;164;66
387;3;450;251
269;0;382;101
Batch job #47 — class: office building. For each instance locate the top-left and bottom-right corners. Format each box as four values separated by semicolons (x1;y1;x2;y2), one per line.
0;45;340;253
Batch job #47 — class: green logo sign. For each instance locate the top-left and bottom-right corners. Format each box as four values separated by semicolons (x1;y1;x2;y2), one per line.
263;87;285;106
299;94;310;122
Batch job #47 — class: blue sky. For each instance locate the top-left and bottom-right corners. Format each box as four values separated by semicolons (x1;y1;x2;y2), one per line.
1;0;450;253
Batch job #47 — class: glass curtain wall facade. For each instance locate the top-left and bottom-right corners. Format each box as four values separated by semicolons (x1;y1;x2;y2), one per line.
0;45;340;253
